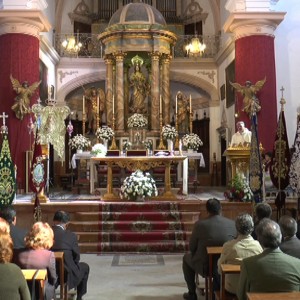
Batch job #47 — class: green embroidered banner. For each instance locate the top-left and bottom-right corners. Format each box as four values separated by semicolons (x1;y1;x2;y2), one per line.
0;131;16;207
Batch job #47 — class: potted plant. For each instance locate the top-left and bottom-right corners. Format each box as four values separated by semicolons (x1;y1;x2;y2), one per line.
182;133;203;152
120;170;158;201
95;126;114;141
161;124;178;151
224;174;253;202
68;134;91;153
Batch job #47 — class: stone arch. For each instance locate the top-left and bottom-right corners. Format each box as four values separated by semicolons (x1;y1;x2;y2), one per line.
58;70;107;102
170;71;219;101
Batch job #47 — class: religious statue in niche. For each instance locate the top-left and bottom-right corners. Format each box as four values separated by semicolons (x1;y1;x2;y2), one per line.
176;91;190;133
129;55;150;114
84;86;106;134
10;75;41;120
230;77;266;116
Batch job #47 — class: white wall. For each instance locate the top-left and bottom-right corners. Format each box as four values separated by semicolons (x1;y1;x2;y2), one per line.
274;0;300;145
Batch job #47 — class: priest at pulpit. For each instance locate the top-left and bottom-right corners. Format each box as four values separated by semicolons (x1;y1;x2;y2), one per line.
231;121;252;147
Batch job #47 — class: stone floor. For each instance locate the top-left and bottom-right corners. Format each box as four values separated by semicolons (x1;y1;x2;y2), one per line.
70;253;206;300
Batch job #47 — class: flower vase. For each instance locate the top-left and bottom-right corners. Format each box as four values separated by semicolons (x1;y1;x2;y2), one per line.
76;149;83;154
167;139;173;152
187;148;193;153
102;139;108;149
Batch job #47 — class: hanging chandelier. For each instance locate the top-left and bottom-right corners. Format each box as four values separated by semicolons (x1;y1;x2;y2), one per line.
61;31;82;55
185;36;206;58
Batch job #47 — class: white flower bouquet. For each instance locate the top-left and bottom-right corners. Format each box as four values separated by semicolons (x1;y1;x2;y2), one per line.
90;143;107;157
68;134;91;150
161;124;178;140
95;126;114;141
127;113;148;128
182;133;203;150
120;170;158;201
142;140;153;150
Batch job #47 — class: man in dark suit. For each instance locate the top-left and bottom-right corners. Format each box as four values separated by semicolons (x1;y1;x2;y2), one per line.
0;205;27;249
182;198;236;300
279;215;300;259
237;218;300;300
52;210;89;300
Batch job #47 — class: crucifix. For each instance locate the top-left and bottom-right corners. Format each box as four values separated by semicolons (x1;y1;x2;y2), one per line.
0;112;8;126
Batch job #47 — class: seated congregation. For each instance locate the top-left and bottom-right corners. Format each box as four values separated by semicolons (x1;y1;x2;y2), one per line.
0;206;89;300
182;199;300;300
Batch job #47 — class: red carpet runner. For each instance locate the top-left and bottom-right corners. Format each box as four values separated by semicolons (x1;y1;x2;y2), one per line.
98;202;188;253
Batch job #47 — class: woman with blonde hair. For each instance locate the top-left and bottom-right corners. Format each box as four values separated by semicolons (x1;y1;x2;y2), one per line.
14;222;57;300
0;232;31;299
0;217;10;234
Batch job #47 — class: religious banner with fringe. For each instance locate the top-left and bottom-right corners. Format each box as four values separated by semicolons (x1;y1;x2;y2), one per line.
30;130;46;222
249;114;263;203
0;119;16;208
269;97;290;217
289;119;300;198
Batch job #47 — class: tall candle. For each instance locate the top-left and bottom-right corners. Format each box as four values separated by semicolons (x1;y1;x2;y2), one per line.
160;95;162;114
175;94;178;114
83;95;85;114
97;96;99;114
112;95;115;114
189;94;192;112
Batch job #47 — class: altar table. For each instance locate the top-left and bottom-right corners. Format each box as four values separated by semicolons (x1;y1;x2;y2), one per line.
90;155;187;200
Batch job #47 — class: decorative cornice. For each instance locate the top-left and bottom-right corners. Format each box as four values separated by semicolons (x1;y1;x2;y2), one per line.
0;10;51;37
224;12;286;39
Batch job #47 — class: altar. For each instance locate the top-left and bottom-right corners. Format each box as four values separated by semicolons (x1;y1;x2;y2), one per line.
89;155;187;201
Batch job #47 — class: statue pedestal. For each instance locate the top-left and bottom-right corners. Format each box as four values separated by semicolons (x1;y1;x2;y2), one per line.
223;146;251;179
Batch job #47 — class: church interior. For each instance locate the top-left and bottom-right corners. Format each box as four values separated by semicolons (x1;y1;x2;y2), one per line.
0;1;300;299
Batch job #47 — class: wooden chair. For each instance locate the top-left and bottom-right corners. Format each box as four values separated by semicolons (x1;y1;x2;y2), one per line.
22;269;47;300
54;251;68;300
215;264;240;300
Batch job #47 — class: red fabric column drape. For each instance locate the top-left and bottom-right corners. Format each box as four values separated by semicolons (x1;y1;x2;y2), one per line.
0;33;40;190
235;35;277;152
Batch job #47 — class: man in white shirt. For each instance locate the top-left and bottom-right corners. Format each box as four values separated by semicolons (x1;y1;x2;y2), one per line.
231;121;252;147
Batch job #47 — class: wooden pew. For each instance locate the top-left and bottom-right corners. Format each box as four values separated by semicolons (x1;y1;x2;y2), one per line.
22;269;47;300
247;292;300;300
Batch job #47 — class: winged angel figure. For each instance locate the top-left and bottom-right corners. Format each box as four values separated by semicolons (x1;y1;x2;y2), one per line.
230;77;266;116
10;75;41;120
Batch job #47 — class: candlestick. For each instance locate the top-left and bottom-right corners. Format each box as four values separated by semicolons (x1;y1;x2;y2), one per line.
189;94;192;111
175;94;178;114
83;95;85;114
160;95;162;114
97;96;99;113
112;95;115;114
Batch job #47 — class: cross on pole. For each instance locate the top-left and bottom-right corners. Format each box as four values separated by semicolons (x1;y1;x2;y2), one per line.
0;112;8;126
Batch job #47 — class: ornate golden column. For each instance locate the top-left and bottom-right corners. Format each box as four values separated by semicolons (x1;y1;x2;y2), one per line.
104;55;114;127
114;52;126;131
161;54;171;126
150;51;160;132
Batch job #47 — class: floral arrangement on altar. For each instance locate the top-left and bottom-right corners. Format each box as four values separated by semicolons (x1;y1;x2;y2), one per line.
120;170;158;201
127;113;148;128
182;133;203;150
224;174;253;202
161;124;178;140
95;126;114;141
68;134;91;150
142;140;153;150
90;143;107;157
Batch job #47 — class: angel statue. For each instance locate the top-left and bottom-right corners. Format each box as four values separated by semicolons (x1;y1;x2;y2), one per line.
10;75;41;120
84;86;106;134
230;77;266;116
